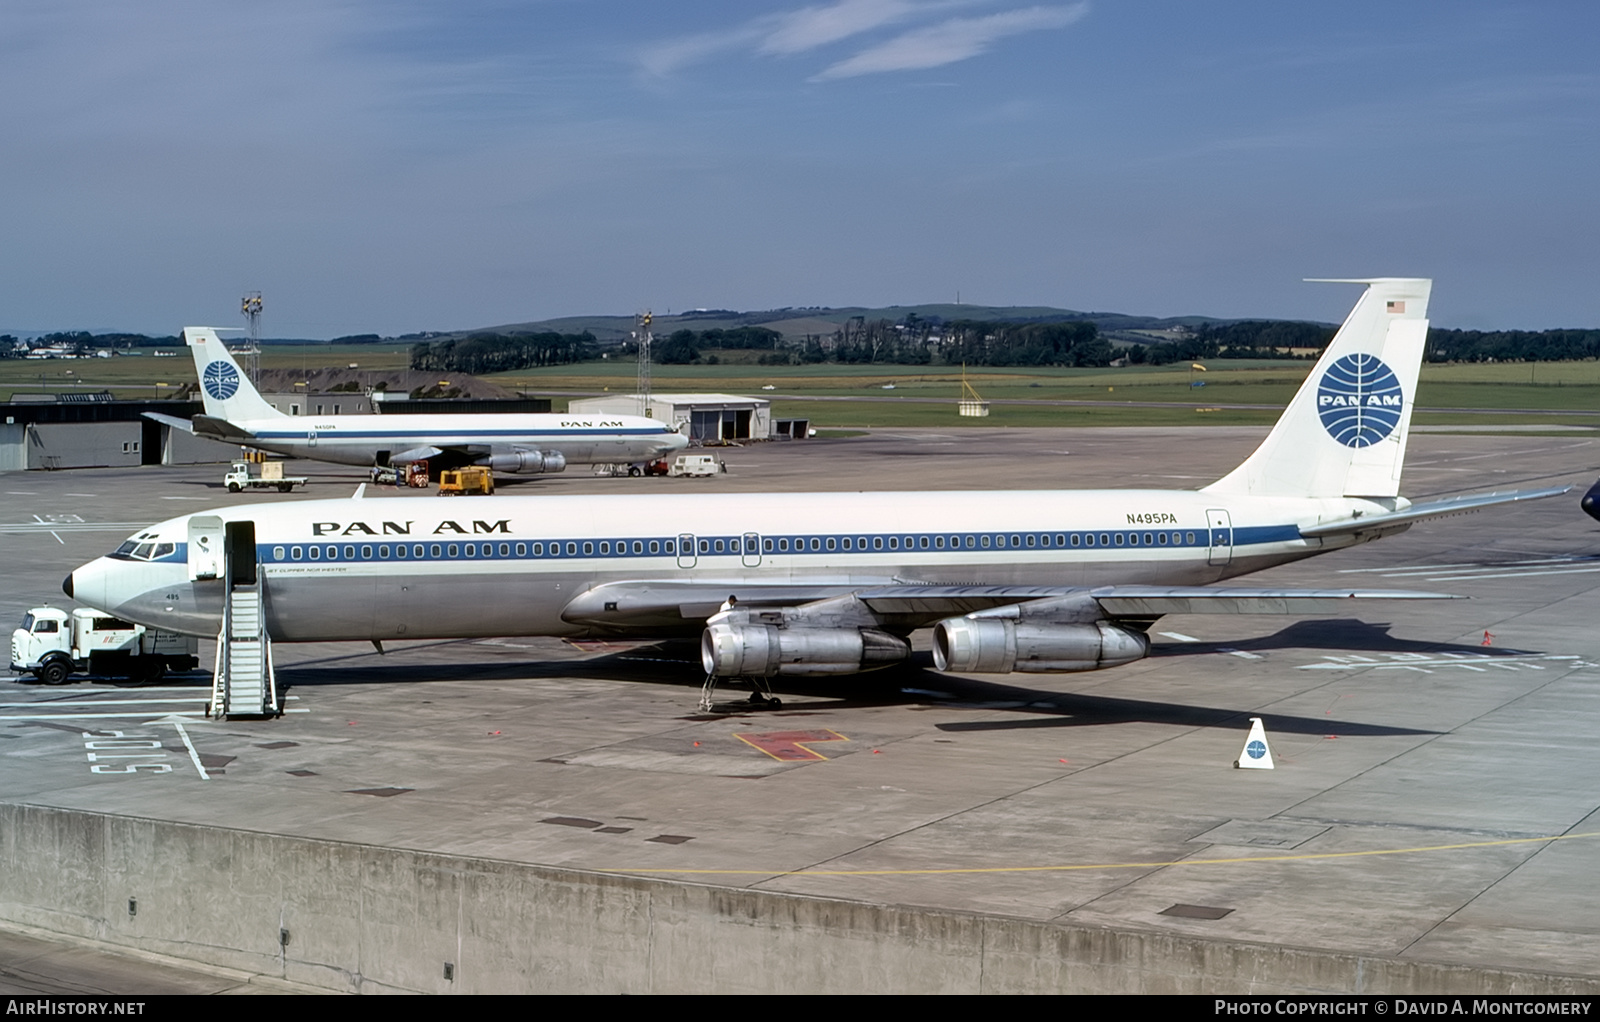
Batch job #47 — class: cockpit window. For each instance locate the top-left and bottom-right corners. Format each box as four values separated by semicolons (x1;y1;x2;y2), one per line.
111;536;175;561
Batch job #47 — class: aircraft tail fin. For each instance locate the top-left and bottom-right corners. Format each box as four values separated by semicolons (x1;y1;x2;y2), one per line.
1203;278;1431;500
182;327;282;423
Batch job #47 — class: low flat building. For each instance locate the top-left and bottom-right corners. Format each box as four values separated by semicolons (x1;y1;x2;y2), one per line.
567;393;772;442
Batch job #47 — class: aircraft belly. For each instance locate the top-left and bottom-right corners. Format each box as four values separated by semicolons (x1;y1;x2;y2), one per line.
265;570;577;641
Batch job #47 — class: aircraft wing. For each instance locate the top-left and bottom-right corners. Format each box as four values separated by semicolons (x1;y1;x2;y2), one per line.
1300;485;1572;539
140;412;194;434
560;580;1460;632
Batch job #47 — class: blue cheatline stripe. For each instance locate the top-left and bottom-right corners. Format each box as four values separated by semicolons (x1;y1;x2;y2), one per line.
217;524;1308;566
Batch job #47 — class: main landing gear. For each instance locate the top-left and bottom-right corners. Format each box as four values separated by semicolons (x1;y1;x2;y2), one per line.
698;672;782;713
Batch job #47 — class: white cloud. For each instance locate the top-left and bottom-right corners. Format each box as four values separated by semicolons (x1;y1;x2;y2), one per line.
758;0;920;56
812;4;1089;81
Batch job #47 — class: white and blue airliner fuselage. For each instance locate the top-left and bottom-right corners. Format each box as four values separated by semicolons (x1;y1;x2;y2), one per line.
72;280;1568;689
148;327;688;473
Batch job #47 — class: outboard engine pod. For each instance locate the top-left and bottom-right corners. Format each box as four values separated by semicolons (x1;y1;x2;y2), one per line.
701;621;909;678
1583;478;1600;523
932;618;1149;674
483;450;567;474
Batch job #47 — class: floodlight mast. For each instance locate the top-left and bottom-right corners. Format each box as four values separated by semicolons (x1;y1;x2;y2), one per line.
240;292;263;387
636;311;653;418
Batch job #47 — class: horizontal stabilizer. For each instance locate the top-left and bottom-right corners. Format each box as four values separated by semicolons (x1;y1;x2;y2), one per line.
139;411;194;434
191;414;257;441
1299;486;1572;538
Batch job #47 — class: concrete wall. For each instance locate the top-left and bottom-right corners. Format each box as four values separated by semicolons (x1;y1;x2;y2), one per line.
25;423;143;470
1;803;1595;995
161;426;242;466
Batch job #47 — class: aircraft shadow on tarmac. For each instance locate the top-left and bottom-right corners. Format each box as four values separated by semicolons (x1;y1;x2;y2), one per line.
272;637;1440;738
1149;618;1542;659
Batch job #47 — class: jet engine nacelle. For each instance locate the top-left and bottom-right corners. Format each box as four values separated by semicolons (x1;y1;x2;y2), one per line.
701;621;910;678
482;450;567;474
932;618;1149;674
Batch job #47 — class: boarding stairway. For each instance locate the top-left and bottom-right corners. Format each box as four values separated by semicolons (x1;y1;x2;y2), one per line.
208;522;278;719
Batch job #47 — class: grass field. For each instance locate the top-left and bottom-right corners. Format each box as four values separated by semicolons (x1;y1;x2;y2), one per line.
4;349;1597;430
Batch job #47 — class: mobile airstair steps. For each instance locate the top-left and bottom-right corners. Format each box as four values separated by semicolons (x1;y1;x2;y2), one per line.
209;578;278;719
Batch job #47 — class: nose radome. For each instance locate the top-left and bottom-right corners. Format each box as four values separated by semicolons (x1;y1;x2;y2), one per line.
62;572;74;598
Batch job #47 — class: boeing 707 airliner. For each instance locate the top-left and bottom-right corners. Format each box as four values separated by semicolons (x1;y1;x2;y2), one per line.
144;327;688;473
71;279;1567;709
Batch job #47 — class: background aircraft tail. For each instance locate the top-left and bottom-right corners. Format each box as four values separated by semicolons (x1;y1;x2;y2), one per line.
1203;278;1431;500
182;327;282;422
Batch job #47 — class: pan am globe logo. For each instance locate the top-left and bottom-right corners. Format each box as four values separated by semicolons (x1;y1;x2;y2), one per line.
202;360;240;401
1316;353;1404;448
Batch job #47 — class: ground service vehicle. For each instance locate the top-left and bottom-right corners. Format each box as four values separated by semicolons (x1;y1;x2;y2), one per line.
11;607;199;684
225;461;307;493
668;454;723;477
438;466;495;496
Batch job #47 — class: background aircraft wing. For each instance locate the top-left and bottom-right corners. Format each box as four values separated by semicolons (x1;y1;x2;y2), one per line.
559;580;1460;632
1300;486;1571;539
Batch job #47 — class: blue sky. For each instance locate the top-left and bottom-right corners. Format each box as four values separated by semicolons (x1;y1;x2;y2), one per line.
3;1;1597;337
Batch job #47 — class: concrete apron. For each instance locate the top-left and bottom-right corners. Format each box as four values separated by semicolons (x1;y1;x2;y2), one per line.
2;802;1596;995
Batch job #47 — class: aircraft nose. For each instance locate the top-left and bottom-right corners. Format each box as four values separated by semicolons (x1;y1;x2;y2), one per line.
62;572;74;598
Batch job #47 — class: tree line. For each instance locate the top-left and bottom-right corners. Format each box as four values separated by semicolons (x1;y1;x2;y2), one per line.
408;331;598;374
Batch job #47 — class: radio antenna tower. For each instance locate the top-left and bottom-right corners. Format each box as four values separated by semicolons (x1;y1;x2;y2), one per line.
635;311;653;418
240;291;264;386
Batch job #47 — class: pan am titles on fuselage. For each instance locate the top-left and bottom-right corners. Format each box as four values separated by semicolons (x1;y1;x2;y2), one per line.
74;279;1569;710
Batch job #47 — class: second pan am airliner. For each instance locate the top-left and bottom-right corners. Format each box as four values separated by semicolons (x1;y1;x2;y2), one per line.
144;327;688;473
71;279;1568;711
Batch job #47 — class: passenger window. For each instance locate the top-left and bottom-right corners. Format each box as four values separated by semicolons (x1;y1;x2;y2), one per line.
273;546;286;560
1144;533;1153;545
309;546;321;560
292;546;303;560
343;546;355;559
874;537;883;550
566;542;577;555
414;545;424;558
981;535;991;548
448;544;460;557
1186;532;1195;544
431;544;442;558
583;542;594;556
764;539;773;552
826;537;836;551
632;541;642;554
810;538;821;551
649;541;659;554
889;537;898;550
361;545;373;558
